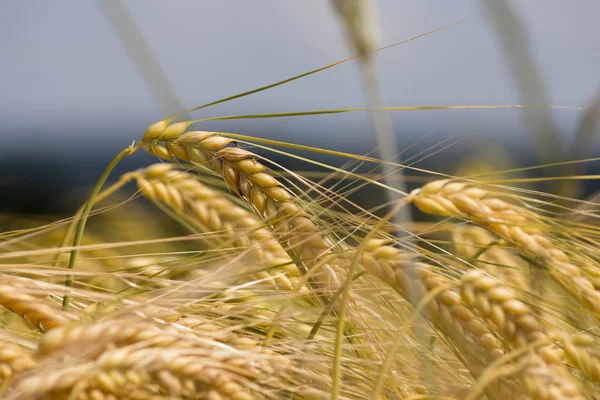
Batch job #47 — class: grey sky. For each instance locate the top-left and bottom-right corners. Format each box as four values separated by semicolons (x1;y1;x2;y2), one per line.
1;1;599;158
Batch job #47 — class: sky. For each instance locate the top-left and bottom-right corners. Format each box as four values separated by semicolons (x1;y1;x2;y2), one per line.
1;1;600;212
2;1;599;155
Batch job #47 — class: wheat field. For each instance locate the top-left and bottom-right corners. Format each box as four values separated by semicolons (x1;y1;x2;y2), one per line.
2;5;600;399
2;118;599;399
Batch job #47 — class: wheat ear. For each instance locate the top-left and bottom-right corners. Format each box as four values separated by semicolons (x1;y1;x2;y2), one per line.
0;277;73;331
407;179;600;320
361;240;586;398
124;163;304;293
361;239;518;397
0;340;36;386
451;225;530;290
558;332;600;385
24;315;326;400
457;268;584;400
140;126;348;296
361;239;504;359
458;269;552;351
38;317;264;359
13;349;272;400
517;355;586;400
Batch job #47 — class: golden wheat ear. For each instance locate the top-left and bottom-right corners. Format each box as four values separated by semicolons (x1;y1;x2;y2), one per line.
407;179;600;321
360;237;588;398
140;127;349;299
0;276;75;332
361;239;503;358
0;339;36;387
404;179;600;396
17;314;331;400
124;163;305;294
451;225;530;290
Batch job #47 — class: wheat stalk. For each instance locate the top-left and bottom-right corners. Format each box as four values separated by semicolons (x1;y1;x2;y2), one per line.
407;179;600;321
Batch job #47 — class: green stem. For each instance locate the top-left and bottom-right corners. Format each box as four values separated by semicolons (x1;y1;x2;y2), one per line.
54;175;132;268
62;144;138;310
